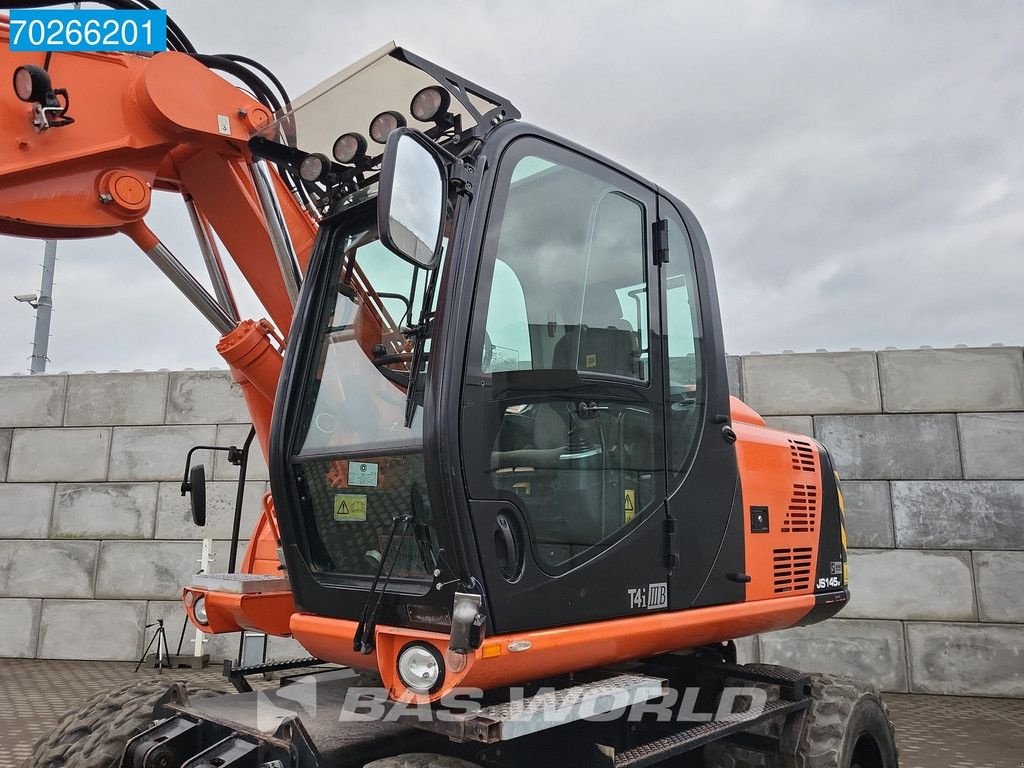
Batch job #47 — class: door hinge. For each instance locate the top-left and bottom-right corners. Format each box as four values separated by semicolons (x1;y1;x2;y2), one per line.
653;219;670;265
664;517;679;571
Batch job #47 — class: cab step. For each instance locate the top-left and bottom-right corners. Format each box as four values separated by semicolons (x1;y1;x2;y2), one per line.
612;696;811;768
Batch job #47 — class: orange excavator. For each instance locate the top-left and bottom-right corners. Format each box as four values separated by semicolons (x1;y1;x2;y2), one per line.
1;5;898;767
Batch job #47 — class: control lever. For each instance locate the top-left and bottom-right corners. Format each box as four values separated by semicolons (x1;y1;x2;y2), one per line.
576;401;608;418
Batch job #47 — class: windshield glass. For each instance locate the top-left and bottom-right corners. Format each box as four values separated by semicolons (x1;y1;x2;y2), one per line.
292;213;441;585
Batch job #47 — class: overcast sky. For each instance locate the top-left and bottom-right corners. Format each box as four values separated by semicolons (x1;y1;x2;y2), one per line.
2;0;1022;374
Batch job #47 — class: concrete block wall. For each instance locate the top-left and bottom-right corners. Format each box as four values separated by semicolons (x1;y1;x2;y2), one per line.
1;348;1022;697
0;370;293;663
734;346;1024;698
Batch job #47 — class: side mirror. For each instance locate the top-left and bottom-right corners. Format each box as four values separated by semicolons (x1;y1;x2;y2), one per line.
378;127;447;269
188;464;207;527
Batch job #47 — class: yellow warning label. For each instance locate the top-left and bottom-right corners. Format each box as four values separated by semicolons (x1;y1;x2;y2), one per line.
585;353;597;368
624;489;636;522
843;561;849;585
334;493;367;522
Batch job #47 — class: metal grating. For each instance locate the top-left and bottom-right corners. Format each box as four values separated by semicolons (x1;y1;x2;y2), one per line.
772;546;813;593
782;482;819;533
787;438;816;473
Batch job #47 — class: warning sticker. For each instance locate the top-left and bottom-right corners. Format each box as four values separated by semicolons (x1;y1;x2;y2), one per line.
624;489;636;522
348;461;379;487
334;494;367;522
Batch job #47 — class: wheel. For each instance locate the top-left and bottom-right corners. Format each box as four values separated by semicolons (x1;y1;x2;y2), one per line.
703;668;898;768
364;756;483;768
23;679;222;768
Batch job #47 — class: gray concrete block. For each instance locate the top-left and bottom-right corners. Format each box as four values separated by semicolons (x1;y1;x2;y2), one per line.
844;549;975;621
813;414;961;479
212;424;269;482
0;428;11;482
267;635;311;662
155;481;266;540
64;372;168;426
958;413;1024;480
52;482;158;539
94;540;204;600
0;374;66;427
0;598;42;657
0;483;54;538
0;540;97;598
37;599;148;661
108;425;216;482
759;619;907;693
762;415;814;436
907;622;1024;697
973;551;1024;623
879;347;1024;413
166;371;248;425
891;480;1024;550
742;352;881;416
841;481;894;548
732;635;760;664
145;600;239;662
7;427;111;482
726;355;743;400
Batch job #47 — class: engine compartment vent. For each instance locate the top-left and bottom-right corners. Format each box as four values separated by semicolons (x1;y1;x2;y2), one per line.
772;547;813;593
788;438;816;473
782;482;819;533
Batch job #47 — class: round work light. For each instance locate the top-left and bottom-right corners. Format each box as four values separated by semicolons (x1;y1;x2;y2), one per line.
397;643;444;693
369;110;406;144
13;64;51;104
410;86;450;123
193;596;208;625
298;153;331;183
332;132;367;164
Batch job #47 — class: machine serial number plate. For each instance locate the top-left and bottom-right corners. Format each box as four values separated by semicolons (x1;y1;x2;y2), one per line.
8;9;167;52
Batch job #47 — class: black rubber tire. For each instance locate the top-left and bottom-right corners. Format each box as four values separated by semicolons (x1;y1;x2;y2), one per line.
364;756;483;768
704;668;898;768
22;679;222;768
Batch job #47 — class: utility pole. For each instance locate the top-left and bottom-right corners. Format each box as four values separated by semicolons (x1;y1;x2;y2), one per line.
13;240;57;374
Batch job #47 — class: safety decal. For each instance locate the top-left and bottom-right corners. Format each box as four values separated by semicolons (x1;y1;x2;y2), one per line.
334;493;367;522
624;488;636;522
348;461;379;487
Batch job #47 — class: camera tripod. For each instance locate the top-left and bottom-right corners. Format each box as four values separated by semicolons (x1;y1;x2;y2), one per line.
135;619;170;673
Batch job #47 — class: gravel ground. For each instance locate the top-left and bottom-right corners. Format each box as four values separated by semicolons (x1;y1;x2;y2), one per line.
1;658;1021;767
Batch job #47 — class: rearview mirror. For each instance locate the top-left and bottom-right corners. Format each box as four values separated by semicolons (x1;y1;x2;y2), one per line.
378;128;446;269
188;464;207;527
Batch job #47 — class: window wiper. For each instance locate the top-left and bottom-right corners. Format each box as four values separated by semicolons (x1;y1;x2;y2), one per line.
353;512;412;654
352;483;437;654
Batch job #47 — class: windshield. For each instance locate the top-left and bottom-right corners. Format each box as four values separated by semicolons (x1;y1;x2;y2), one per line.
291;213;441;586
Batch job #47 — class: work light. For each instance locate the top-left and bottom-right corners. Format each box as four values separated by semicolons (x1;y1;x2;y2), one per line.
397;642;444;693
13;64;51;104
332;132;367;164
369;110;406;144
410;86;450;123
298;153;331;183
193;596;208;626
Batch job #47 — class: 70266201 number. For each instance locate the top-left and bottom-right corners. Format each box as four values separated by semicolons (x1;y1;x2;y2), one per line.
8;9;166;53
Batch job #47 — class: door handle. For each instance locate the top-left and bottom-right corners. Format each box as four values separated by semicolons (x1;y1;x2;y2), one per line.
494;513;521;582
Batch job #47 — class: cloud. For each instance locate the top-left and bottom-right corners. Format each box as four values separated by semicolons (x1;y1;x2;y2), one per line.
1;0;1022;373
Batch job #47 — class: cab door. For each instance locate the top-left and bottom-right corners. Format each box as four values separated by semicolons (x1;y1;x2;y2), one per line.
657;194;746;611
458;135;671;633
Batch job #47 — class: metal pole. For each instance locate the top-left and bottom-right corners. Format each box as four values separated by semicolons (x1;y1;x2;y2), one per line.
143;240;237;335
29;240;57;374
184;198;240;323
251;160;301;306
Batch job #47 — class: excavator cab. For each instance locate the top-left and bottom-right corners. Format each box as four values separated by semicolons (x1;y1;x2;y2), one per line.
246;44;847;702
